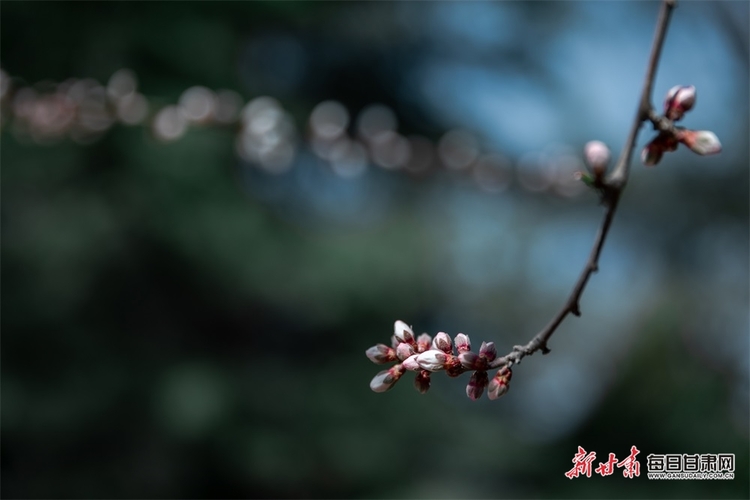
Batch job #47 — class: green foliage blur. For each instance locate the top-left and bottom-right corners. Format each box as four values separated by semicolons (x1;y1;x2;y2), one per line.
2;2;748;498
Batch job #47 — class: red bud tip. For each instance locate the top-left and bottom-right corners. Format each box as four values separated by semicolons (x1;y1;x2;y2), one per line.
487;366;512;400
664;85;696;121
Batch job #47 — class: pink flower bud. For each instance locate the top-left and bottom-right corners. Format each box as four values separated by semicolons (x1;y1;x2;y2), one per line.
396;342;415;361
365;344;396;364
369;364;405;393
416;333;432;353
454;333;471;353
414;370;431;394
664;85;696;121
445;355;465;377
394;320;415;345
458;351;479;370
432;332;452;353
676;129;722;156
478;341;497;362
402;354;420;371
466;370;489;400
416;349;447;371
487;366;512;400
641;138;664;167
583;140;610;177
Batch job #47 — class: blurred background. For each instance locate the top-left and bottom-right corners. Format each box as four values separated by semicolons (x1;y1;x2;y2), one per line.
1;1;748;498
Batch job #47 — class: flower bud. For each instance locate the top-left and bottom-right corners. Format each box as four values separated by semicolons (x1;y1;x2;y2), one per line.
369;364;405;393
583;140;610;178
641;138;664;167
454;333;471;353
487;366;512;400
416;333;432;353
458;351;479;370
394;320;415;345
445;355;464;377
365;344;396;364
416;349;447;371
478;341;497;362
414;370;431;394
402;354;420;371
466;370;489;400
677;129;722;156
664;85;696;121
396;342;415;361
432;332;452;353
390;335;399;349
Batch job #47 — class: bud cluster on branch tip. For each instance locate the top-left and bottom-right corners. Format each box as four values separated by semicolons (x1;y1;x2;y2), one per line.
641;85;721;166
365;320;512;400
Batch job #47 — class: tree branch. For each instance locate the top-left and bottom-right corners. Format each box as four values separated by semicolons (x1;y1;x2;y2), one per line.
490;0;677;369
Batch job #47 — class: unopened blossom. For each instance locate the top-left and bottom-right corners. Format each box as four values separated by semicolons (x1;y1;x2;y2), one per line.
466;370;489;400
370;364;406;393
414;370;431;394
432;332;452;353
641;132;677;167
479;341;497;362
416;349;448;372
487;365;512;400
394;320;415;345
454;333;471;353
458;351;479;370
402;354;420;371
583;140;610;178
365;343;396;364
458;341;497;371
416;333;432;353
676;129;722;156
664;85;696;121
641;141;663;167
444;354;464;377
396;342;415;361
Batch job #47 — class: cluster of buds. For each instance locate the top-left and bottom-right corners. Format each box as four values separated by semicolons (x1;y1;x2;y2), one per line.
366;320;512;400
641;85;721;166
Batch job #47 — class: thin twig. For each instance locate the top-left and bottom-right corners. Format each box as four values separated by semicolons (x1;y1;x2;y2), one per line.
490;0;677;369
